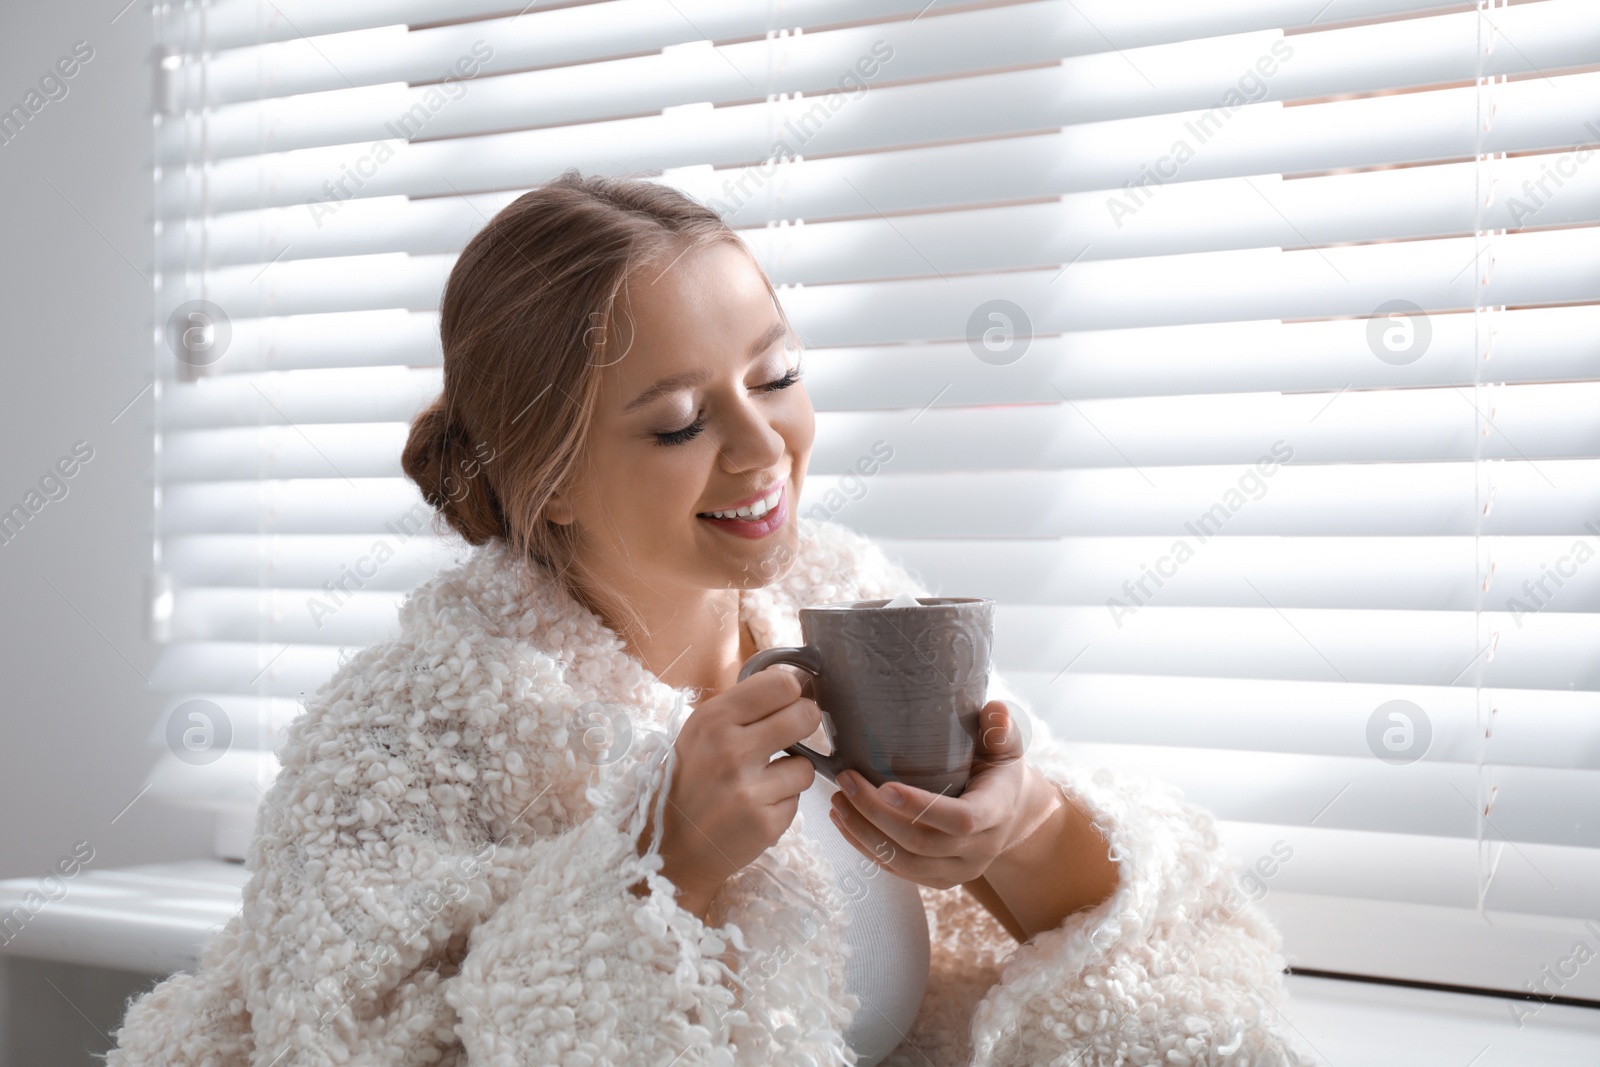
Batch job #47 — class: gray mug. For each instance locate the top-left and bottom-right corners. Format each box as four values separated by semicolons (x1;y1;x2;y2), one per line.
736;596;995;797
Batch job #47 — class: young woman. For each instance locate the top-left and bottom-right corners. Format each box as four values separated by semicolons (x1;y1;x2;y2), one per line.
111;170;1308;1066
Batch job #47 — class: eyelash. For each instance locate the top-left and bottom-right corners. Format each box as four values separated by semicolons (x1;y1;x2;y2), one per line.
654;363;805;447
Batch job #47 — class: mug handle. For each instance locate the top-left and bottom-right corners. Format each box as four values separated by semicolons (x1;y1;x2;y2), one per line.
737;645;843;783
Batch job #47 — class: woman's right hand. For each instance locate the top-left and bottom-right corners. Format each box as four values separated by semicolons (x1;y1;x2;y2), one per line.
634;666;822;919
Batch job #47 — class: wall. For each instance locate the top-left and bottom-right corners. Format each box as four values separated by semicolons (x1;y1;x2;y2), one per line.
0;1;213;1062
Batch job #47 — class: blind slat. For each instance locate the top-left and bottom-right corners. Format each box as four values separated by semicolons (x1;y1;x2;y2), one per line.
164;2;1599;164
158;67;1600;216
172;150;1600;271
156;461;1600;537
158;381;1600;482
175;227;1600;325
164;532;1600;617
184;0;1452;58
156;305;1600;395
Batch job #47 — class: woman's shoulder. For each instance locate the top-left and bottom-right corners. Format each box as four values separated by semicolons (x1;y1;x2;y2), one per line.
269;538;626;848
284;541;566;731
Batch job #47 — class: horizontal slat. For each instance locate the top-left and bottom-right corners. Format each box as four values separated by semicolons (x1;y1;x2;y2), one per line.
1017;672;1600;770
149;640;350;699
157;381;1600;479
150;586;1600;690
887;535;1600;614
167;227;1600;327
162;2;1598;164
155;310;441;378
162;424;411;480
163;531;1600;617
808;382;1600;467
191;0;944;57
161;193;511;270
671;105;1600;230
162;532;466;591
146;748;280;813
798;306;1600;405
188;0;1464;100
1056;740;1600;848
159;366;441;429
158;460;1600;537
1216;821;1598;923
142;692;305;753
187;252;449;319
824;459;1600;538
169;588;410;646
754;162;1600;285
169;150;1600;271
780;233;1600;341
156;66;1600;216
154;305;1600;399
994;603;1600;690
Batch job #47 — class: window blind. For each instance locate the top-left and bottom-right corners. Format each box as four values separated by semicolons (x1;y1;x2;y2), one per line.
147;0;1600;997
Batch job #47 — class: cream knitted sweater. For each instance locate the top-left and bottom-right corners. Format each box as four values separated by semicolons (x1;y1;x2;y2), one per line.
109;519;1311;1066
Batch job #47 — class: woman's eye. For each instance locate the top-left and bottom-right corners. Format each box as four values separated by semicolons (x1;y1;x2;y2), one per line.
654;418;705;447
761;365;803;392
651;362;804;447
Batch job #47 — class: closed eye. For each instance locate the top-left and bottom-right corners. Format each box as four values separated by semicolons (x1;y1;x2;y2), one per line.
653;358;805;447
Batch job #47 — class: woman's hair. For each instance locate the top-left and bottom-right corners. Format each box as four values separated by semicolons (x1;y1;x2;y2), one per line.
401;168;793;635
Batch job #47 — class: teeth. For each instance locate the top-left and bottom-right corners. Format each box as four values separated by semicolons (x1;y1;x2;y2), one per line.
705;485;782;521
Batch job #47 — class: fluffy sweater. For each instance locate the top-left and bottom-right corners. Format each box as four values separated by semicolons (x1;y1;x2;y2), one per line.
109;519;1312;1067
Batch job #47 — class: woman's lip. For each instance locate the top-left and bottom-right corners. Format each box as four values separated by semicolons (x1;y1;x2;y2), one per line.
697;478;785;515
697;485;787;539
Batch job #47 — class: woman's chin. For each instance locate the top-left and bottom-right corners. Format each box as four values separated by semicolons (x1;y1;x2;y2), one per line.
699;528;800;591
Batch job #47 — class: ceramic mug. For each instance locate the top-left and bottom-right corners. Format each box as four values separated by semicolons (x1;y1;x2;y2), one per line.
736;596;995;797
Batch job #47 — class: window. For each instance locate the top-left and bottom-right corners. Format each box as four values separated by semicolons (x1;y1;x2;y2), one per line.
146;0;1600;997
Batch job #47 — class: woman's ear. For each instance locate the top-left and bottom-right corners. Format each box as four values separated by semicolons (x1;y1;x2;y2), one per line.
543;491;574;525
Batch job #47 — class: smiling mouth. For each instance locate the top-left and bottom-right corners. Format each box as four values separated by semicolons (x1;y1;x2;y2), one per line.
696;482;784;521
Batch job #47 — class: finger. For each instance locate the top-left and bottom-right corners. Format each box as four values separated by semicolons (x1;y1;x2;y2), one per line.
770;662;816;699
837;771;999;845
827;800;901;871
724;666;807;726
755;752;816;804
746;695;823;756
976;701;1026;764
830;786;969;859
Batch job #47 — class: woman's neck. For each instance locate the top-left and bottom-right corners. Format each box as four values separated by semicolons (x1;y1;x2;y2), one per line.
592;583;830;751
591;584;751;701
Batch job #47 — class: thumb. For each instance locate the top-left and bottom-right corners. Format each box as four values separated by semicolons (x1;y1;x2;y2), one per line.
977;700;1027;763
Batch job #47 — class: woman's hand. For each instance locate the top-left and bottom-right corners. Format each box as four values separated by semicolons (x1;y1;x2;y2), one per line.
824;700;1043;888
633;666;821;920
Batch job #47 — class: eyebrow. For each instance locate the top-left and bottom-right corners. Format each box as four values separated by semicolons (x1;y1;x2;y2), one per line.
620;320;791;414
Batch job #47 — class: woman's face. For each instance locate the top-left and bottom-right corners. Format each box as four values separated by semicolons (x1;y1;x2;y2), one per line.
548;240;814;604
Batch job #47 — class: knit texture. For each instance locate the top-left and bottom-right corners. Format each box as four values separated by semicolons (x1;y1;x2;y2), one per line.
107;518;1312;1066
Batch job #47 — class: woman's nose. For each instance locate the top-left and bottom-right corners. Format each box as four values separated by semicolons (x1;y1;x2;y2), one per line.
717;395;789;472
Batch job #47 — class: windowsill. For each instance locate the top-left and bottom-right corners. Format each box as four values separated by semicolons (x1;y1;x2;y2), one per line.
1283;973;1600;1066
1;865;1596;1063
0;860;248;975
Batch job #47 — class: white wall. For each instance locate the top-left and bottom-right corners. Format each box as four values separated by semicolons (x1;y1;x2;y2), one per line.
1;4;214;1060
0;3;212;882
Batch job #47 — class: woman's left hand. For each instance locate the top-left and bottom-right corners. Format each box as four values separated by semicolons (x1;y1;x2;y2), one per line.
827;700;1056;890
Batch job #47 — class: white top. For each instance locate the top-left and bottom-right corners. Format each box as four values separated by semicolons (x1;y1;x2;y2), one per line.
795;774;931;1066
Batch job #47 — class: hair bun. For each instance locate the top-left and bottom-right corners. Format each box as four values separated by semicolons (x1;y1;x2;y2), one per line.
400;400;505;545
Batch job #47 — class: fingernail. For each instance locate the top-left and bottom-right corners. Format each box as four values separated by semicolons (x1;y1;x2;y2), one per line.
839;773;857;797
882;786;904;808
